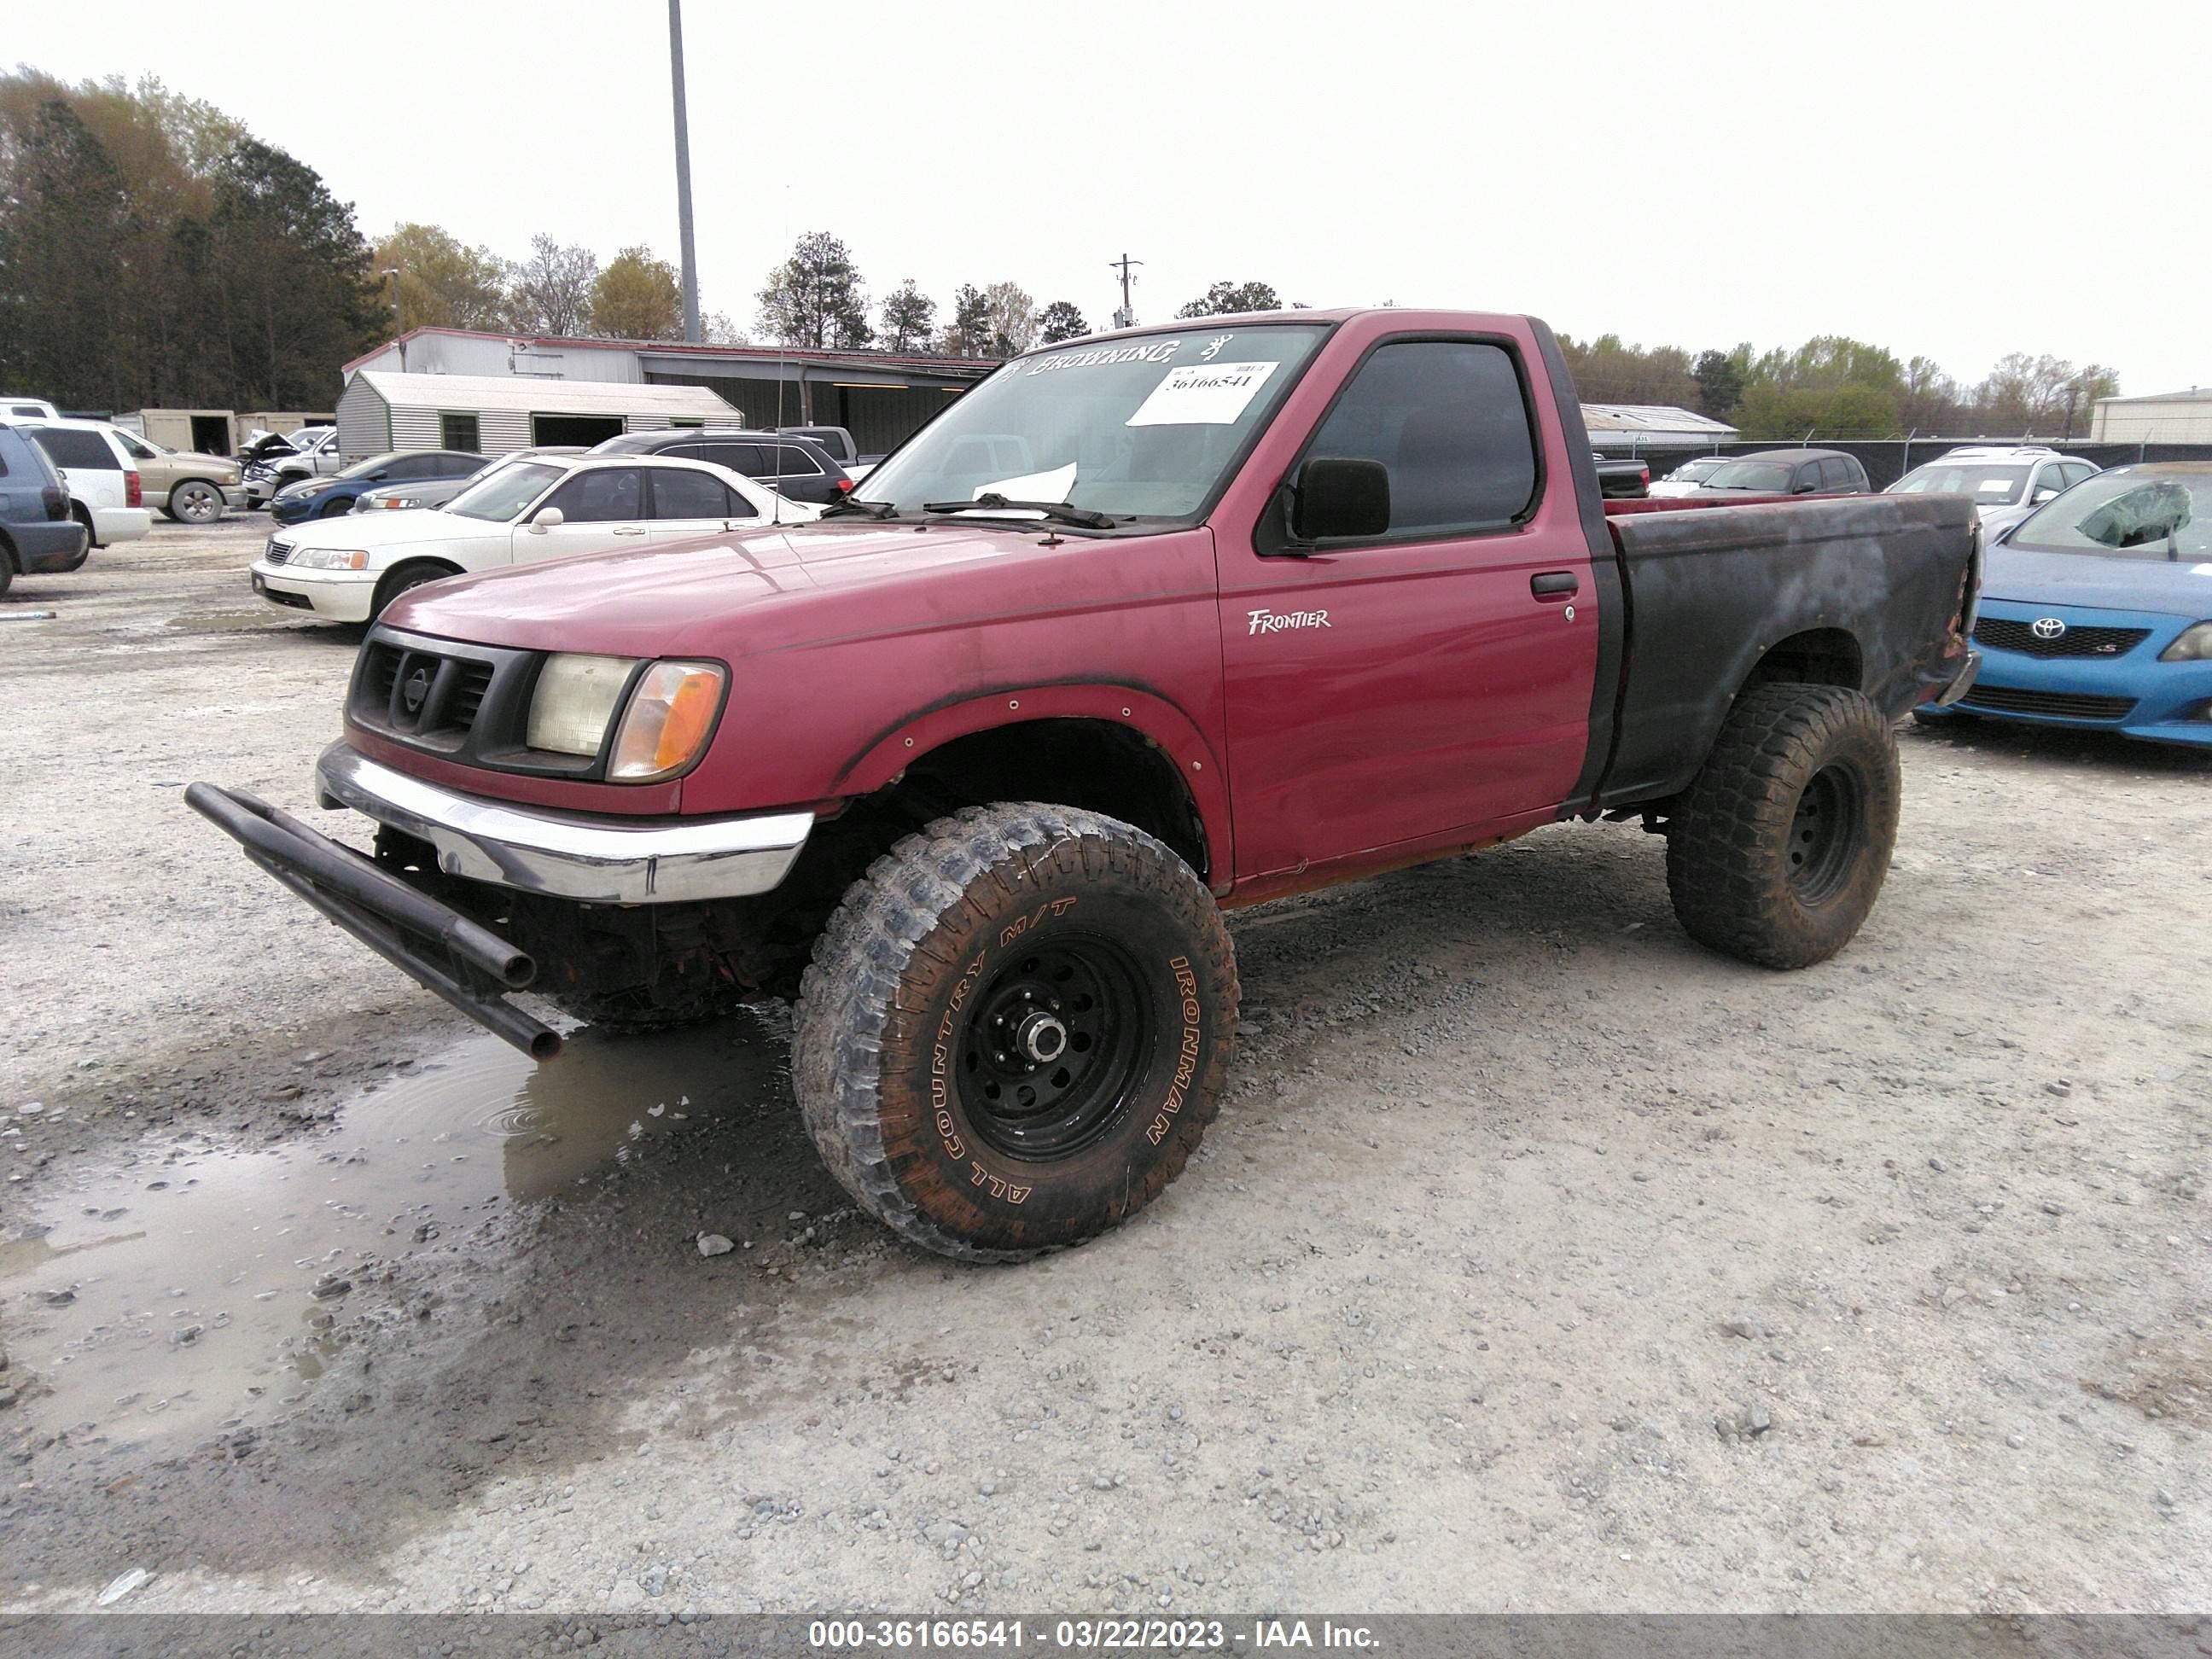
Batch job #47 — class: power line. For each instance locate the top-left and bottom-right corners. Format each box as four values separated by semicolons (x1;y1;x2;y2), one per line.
1109;253;1142;329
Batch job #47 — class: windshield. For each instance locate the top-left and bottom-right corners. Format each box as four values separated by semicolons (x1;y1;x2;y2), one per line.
445;461;564;521
1703;460;1794;492
1667;458;1723;483
2007;466;2212;561
859;324;1327;521
1889;463;2030;505
285;428;324;448
336;451;405;481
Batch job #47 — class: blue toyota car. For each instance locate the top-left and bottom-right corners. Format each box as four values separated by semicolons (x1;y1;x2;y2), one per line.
1918;463;2212;748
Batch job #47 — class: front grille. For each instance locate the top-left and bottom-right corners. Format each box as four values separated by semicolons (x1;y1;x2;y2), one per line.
346;626;606;779
450;662;493;728
1974;617;2148;659
1959;684;2137;722
264;536;294;566
352;641;494;738
360;639;403;706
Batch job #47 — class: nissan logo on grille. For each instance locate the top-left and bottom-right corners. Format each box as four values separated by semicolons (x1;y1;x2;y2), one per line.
2031;617;2067;640
401;666;431;714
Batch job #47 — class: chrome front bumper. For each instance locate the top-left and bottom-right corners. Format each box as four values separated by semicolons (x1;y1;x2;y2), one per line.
315;742;814;905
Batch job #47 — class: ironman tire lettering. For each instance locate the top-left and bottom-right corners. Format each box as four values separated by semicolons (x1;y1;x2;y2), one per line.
794;804;1239;1261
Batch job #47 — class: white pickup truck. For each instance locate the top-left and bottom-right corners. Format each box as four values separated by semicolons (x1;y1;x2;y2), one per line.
242;427;342;507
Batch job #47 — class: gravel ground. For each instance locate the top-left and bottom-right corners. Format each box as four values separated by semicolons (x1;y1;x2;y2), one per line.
2;521;2209;1615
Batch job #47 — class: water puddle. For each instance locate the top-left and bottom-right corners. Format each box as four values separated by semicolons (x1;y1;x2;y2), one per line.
2;1011;787;1453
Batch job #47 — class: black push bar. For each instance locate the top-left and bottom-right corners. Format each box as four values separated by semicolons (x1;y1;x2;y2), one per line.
186;783;561;1060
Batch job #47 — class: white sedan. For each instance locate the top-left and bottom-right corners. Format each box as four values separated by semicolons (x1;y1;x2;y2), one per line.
249;453;821;624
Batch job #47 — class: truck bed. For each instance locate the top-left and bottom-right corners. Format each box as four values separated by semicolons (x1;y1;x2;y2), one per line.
1580;492;1978;812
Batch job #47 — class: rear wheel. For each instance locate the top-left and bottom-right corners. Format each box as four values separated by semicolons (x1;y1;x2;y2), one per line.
1666;684;1900;969
168;480;223;524
795;804;1238;1261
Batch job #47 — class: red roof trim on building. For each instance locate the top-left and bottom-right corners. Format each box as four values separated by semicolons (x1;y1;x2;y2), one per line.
342;326;998;379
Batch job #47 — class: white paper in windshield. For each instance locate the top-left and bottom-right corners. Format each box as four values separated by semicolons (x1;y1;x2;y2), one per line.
1126;361;1279;427
1981;478;2014;492
971;462;1078;504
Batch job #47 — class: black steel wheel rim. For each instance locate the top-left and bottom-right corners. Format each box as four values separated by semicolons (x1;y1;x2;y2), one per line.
957;934;1154;1161
1788;764;1861;903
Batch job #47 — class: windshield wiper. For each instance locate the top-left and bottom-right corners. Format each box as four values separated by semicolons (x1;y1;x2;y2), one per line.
818;497;899;520
923;495;1116;530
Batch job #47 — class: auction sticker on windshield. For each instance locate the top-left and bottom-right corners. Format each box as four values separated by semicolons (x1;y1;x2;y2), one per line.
1126;362;1280;427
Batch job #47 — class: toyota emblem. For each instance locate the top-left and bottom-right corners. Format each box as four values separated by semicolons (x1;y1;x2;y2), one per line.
2030;617;2067;640
402;666;431;713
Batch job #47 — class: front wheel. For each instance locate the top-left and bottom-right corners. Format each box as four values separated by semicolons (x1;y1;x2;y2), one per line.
369;562;456;621
795;804;1239;1261
1666;684;1901;969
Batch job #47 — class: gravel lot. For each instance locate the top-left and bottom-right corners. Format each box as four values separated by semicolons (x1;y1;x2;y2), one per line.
3;520;2209;1615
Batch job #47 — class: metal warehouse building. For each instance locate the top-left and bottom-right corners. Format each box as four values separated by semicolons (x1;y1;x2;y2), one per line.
2090;388;2212;444
343;328;998;457
335;372;739;463
1580;404;1738;455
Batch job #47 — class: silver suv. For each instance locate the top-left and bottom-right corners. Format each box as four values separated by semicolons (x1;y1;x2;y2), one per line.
1886;445;2098;539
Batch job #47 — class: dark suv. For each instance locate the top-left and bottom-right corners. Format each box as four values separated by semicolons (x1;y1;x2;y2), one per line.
1692;448;1870;497
0;421;90;591
588;429;853;504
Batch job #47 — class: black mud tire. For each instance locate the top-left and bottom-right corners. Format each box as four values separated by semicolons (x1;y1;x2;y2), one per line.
1665;684;1900;970
795;804;1238;1262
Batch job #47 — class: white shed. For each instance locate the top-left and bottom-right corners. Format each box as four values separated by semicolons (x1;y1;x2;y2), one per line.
335;371;738;463
2089;389;2212;444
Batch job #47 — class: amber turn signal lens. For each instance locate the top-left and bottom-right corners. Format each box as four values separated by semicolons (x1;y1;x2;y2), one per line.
608;661;727;781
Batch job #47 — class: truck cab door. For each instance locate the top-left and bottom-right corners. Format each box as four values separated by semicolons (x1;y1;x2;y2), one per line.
515;466;649;565
1217;336;1599;880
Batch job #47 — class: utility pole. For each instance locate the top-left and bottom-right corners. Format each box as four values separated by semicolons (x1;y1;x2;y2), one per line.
1109;253;1143;329
383;269;406;370
668;0;701;343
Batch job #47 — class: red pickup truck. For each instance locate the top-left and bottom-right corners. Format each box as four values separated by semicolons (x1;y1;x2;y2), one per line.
195;308;1981;1261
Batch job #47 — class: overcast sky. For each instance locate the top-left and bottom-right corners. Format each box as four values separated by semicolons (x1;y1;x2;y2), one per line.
13;0;2208;394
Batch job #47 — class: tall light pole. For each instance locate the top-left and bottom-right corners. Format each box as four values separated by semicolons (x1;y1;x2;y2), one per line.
668;0;701;342
383;268;406;370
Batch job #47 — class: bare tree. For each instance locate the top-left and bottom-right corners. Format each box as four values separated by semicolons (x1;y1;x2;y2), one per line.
505;235;599;336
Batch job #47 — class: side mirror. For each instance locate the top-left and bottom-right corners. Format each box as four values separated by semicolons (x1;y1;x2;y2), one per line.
2032;487;2059;504
529;506;565;533
1793;479;1819;494
1293;457;1391;541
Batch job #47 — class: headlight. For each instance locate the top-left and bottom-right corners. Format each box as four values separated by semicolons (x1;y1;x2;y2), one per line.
289;546;369;571
381;497;421;509
274;480;311;500
609;661;727;780
527;654;637;756
2160;621;2212;661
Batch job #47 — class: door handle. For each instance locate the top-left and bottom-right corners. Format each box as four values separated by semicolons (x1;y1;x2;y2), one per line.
613;526;647;536
1531;571;1579;598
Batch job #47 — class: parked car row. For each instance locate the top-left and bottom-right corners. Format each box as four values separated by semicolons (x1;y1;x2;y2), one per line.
250;450;824;624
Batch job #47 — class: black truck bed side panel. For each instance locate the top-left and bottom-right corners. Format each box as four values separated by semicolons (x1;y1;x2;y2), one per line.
1594;493;1976;809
